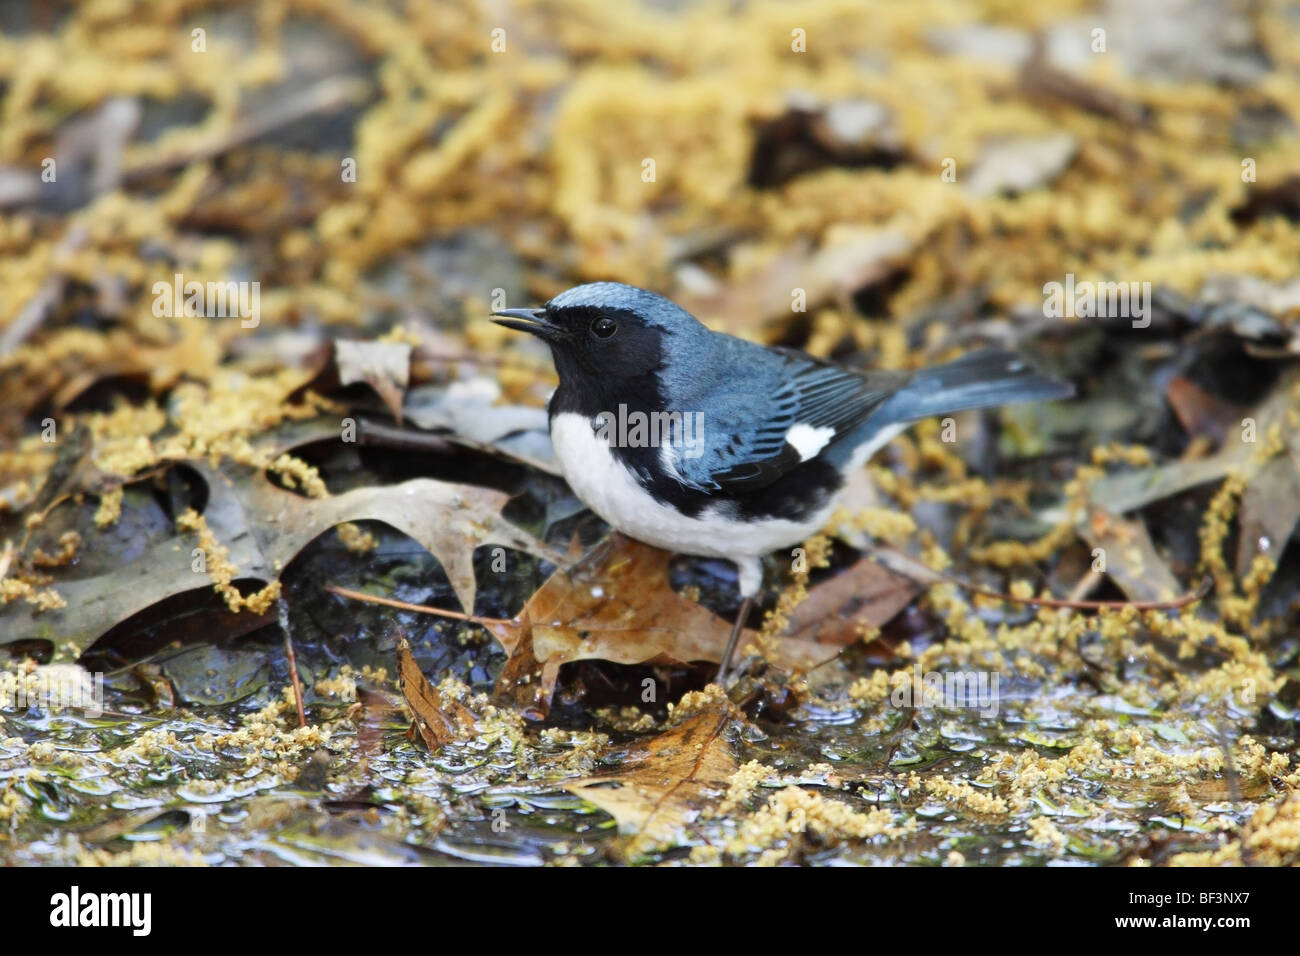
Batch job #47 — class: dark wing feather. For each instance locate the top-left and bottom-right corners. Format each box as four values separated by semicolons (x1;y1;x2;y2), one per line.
672;351;902;494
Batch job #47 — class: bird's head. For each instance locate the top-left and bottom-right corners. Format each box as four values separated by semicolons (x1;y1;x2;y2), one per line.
492;282;706;387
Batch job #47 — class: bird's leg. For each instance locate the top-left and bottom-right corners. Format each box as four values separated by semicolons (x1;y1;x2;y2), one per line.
716;597;753;684
716;556;762;684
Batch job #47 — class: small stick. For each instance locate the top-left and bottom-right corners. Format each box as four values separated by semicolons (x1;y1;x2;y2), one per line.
284;632;307;728
871;547;1212;612
961;576;1212;611
325;585;510;627
277;600;307;728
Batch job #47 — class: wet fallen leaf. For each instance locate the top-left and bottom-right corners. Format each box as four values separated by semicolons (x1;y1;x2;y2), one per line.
491;627;557;720
80;807;176;844
273;813;445;866
565;701;739;860
488;536;893;710
0;465;561;656
403;378;558;475
229;467;561;615
507;538;919;711
522;536;759;668
157;643;269;706
397;634;475;751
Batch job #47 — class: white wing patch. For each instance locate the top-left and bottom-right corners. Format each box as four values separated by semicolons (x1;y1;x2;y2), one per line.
784;423;836;461
658;441;684;483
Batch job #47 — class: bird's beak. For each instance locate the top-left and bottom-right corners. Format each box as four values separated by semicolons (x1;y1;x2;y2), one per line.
491;307;563;342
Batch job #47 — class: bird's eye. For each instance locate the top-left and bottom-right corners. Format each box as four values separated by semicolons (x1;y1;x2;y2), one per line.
591;316;617;339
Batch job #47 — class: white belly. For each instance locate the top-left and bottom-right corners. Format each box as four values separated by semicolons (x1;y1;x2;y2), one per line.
550;412;832;561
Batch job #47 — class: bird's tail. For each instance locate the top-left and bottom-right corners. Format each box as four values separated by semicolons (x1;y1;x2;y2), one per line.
877;348;1073;423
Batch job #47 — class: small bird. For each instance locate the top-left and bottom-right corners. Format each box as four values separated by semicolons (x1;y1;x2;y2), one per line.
494;282;1072;680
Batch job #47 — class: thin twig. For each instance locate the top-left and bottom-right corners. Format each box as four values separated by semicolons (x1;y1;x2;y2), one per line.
325;585;510;627
283;632;306;728
277;599;307;728
963;576;1212;611
871;547;1211;611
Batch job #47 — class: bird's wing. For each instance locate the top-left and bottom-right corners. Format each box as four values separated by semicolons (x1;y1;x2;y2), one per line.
669;350;904;493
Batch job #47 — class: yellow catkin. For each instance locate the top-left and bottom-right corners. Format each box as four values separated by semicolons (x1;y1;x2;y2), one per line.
175;509;281;615
752;534;833;661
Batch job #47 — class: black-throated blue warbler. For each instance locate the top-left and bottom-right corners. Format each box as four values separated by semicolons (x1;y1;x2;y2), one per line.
494;282;1072;680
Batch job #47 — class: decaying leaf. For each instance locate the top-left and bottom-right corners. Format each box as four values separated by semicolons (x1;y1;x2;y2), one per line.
1165;376;1243;446
782;557;922;648
1086;366;1300;517
478;534;763;713
490;625;556;720
1081;367;1300;581
1018;35;1147;126
565;700;739;859
403;378;558;475
1078;507;1181;603
0;465;562;656
480;536;921;712
522;536;760;669
397;634;475;751
335;339;412;424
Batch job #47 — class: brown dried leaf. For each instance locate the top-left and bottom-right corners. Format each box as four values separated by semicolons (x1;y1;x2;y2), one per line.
397;635;475;751
1165;376;1244;446
524;535;753;668
1085;367;1300;587
783;557;922;650
565;701;738;859
1018;36;1147;126
487;536;921;711
490;627;559;722
232;469;561;614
